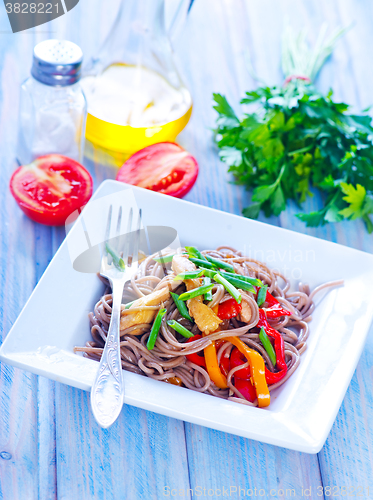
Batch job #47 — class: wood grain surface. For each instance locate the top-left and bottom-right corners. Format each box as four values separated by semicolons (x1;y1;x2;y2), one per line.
0;0;372;499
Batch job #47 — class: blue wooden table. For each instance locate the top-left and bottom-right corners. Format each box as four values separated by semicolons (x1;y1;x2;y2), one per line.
0;1;372;498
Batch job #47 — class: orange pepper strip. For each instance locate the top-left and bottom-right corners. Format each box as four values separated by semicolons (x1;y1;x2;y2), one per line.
203;325;227;389
227;337;270;408
203;342;228;389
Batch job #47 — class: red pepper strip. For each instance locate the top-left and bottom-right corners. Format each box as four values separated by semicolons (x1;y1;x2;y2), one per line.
264;291;291;318
185;335;206;368
258;309;288;385
230;347;250;379
234;378;257;403
217;298;242;320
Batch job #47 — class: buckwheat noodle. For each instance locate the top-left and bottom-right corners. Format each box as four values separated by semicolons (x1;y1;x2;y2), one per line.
74;247;343;407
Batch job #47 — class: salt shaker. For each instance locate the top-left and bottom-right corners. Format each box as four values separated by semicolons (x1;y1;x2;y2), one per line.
17;39;86;165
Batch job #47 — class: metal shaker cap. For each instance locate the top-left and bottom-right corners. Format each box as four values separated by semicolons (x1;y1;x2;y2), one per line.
31;39;83;86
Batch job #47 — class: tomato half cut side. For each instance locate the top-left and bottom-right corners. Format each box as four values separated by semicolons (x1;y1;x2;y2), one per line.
116;142;199;198
10;154;93;226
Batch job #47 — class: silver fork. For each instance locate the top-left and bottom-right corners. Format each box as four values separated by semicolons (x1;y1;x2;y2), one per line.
90;205;141;428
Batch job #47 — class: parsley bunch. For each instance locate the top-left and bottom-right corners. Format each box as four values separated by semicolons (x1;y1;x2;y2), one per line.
213;27;373;233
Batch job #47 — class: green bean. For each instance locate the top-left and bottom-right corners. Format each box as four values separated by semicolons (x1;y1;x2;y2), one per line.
259;327;276;366
146;308;167;350
219;275;256;294
173;270;204;281
170;292;193;322
257;285;268;307
189;258;216;269
185;246;206;261
214;274;242;303
166;320;194;338
205;255;234;272
220;271;263;287
178;284;214;301
203;277;213;300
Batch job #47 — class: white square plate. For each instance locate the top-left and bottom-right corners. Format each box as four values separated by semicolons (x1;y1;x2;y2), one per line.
1;180;373;453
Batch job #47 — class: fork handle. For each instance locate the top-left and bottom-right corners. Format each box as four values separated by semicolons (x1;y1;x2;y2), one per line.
90;280;125;428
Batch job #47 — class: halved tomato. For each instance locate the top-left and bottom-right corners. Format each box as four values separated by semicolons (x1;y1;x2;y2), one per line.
10;154;93;226
116;142;198;198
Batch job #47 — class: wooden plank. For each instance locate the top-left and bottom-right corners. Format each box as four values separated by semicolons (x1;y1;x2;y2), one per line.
55;384;191;500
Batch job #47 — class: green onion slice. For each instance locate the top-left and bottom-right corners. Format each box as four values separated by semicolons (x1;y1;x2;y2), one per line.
189;258;217;269
178;284;214;301
185;246;207;261
147;308;167;350
105;242;125;271
220;271;263;287
203;277;213;301
259;327;276;366
257;285;268;307
205;255;234;273
166;320;194;338
219;275;255;294
170;292;193;322
173;270;204;281
214;274;242;303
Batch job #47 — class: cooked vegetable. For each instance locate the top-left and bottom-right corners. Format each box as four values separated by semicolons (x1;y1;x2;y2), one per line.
116;142;199;198
185;335;206;367
219;274;256;294
153;253;187;263
205;255;234;272
259;327;277;366
170;292;193;322
264;291;292;318
257;285;268;307
185;246;206;260
219;271;263;287
189;258;216;270
166;320;194;338
173;270;204;281
258;309;288;384
214;274;242;303
227;336;270;407
213;27;373;233
203;341;228;389
9;154;93;226
178;283;214;301
217;298;242;320
147;308;167;350
105;242;125;271
203;277;213;301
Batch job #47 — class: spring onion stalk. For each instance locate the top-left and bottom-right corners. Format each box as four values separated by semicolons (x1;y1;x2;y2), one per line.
257;285;268;307
200;268;256;293
179;284;214;301
220;275;256;294
259;327;277;366
166;320;194;338
189;258;217;269
185;246;206;260
153;253;187;264
170;292;193;322
205;255;234;273
199;267;219;279
124;300;136;309
173;270;204;281
220;271;263;287
214;274;242;303
105;242;125;271
203;277;213;300
147;308;167;350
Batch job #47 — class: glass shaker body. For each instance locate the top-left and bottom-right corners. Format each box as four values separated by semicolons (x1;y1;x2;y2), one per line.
17;77;86;165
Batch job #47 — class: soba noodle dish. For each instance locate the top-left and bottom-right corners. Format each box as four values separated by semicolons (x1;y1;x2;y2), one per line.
75;246;343;408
